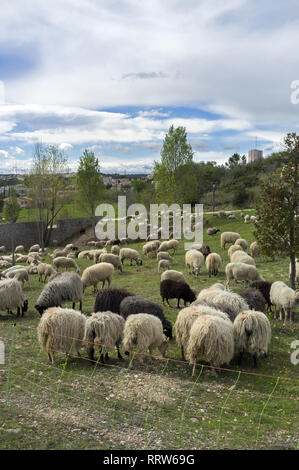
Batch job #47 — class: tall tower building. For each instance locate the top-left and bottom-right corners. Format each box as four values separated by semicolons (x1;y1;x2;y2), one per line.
248;149;263;163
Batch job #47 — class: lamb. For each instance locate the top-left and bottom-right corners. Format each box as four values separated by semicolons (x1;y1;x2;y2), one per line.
111;245;120;256
157;252;172;262
84;311;125;363
221;232;241;249
240;288;266;313
185;250;205;276
250;281;273;313
15;245;25;254
37;263;57;283
233;310;271;367
270;281;299;322
228;244;244;259
0;278;28;317
205;253;222;277
207;227;220;236
160;279;196;308
119;295;173;339
225;262;264;287
119;248;143;266
99;253;122;272
230;251;256;266
122;313;169;362
187;314;234;376
175;304;231;361
194;287;249;322
161;269;186;284
158;259;170;272
234;238;248;252
35;272;84;315
37;307;86;363
53;257;80;274
81;262;114;292
250;241;260;258
94;287;135;315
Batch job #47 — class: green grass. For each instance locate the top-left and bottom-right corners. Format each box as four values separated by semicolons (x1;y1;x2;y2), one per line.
0;213;298;450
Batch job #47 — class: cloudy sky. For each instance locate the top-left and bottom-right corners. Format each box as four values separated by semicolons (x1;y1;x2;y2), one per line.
0;0;299;174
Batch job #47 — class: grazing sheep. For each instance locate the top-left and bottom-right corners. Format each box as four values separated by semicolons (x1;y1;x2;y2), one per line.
187;315;234;376
37;307;86;363
93;249;107;263
6;268;31;287
119;248;143;266
270;281;299;322
29;244;40;253
231;251;256;266
228;214;237;220
221;232;241;249
119;296;173;339
158;241;170;252
78;250;94;260
84;311;125;362
225;262;264;287
122;313;169;362
94;287;135;315
207;227;220;236
53;257;80;274
16;255;28;263
0;246;6;253
249;281;273;313
167;239;179;254
37;263;57;283
161;269;186;284
244;215;250;223
233;310;271;367
240;288;266;313
81;263;114;292
111;245;120;256
234;238;248;252
250;241;260;258
157;252;172;262
158;259;170;272
35;272;83;315
27;253;41;264
160;279;196;309
205;253;222;277
0;260;12;269
99;253;122;272
228;244;244;259
175;305;230;361
185;250;205;276
143;241;158;258
15;245;25;254
0;278;28;317
194;287;249;322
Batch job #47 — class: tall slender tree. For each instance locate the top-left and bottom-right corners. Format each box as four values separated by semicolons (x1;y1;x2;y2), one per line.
3;187;20;265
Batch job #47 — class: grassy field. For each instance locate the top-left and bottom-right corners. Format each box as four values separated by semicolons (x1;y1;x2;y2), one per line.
0;212;298;450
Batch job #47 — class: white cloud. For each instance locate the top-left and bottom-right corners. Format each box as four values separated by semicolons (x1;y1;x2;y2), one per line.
58;142;73;152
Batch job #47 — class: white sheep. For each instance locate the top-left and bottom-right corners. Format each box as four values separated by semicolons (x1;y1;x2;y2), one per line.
228;244;244;259
78;250;94;260
37;263;57;283
225;262;264;287
205;253;222;277
194;286;249;321
37;307;86;363
0;246;6;253
53;257;80;274
167;239;179;254
158;259;170;273
161;269;186;284
157;252;172;262
6;268;31;287
15;245;25;254
111;245;120;256
244;215;250;223
84;311;125;362
29;244;40;253
234;238;248;252
270;281;299;322
119;248;142;266
230;251;256;266
221;232;241;249
143;241;158;258
122;313;169;362
0;278;28;317
81;262;114;292
99;253;122;272
233;310;271;367
185;250;205;276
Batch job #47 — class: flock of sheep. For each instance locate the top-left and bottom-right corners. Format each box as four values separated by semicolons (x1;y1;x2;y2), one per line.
0;220;298;377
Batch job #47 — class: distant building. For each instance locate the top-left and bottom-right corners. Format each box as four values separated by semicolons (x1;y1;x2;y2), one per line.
248;149;263;163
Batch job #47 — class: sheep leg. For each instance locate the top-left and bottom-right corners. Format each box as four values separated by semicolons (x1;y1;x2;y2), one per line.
17;307;20;317
79;301;82;311
181;346;186;362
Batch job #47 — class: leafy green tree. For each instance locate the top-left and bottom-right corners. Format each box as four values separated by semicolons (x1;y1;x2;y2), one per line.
3;187;21;264
76;150;105;234
225;153;246;169
254;133;299;289
132;179;147;193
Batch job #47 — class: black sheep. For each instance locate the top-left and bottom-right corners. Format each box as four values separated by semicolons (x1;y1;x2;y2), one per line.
249;281;273;312
94;287;135;315
240;288;266;313
119;296;172;339
160;279;196;309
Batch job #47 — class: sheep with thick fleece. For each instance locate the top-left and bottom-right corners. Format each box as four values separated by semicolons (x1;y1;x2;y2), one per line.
122;314;169;362
157;252;172;262
6;268;31;287
167;239;179;254
161;269;186;284
0;278;28;317
119;248;142;266
228;244;244;259
194;287;249;321
270;281;299;322
158;241;170;252
84;311;125;362
221;232;241;249
160;279;196;309
205;253;222;277
185;250;204;276
143;241;158;258
250;281;273;312
231;251;256;266
175;305;231;361
94;288;135;315
53;257;80;274
234;238;248;252
99;253;122;272
15;245;25;254
37;263;57;283
35;272;83;315
81;262;114;292
78;250;94;260
93;249;107;263
158;259;170;273
240;288;266;313
37;307;86;363
233;310;271;367
111;245;120;256
250;241;260;258
225;262;264;287
29;244;40;253
187;314;234;376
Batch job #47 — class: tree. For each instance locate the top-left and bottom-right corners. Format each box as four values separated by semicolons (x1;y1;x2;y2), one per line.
225;153;246;169
153;125;196;205
3;187;21;265
76;150;105;234
254;133;299;289
25;143;71;248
